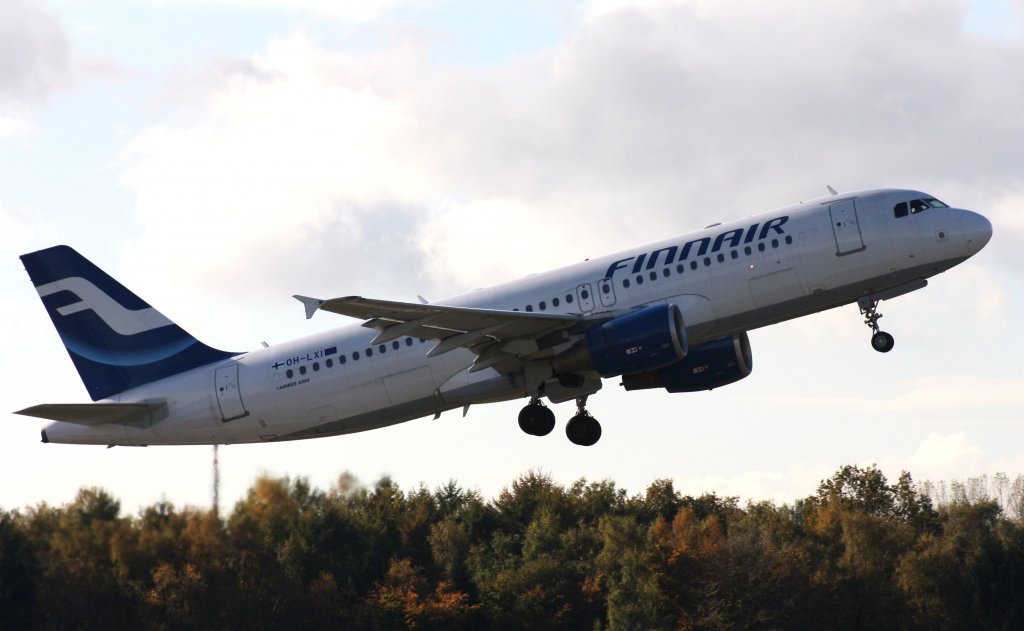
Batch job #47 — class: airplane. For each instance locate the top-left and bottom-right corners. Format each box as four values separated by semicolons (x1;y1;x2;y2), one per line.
16;188;992;447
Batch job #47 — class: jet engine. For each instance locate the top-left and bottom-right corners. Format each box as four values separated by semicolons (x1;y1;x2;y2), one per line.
621;332;752;392
552;304;687;378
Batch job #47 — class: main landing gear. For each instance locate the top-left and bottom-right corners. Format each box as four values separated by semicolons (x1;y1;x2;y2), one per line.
858;296;895;353
565;396;602;447
518;397;555;436
517;395;602;446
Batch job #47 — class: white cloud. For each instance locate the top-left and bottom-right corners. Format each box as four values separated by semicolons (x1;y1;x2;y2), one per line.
145;0;403;21
0;198;36;250
0;115;33;140
117;37;438;319
0;0;72;124
908;432;984;471
680;462;834;504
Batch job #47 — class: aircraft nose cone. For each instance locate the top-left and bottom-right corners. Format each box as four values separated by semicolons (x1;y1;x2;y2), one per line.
961;210;993;254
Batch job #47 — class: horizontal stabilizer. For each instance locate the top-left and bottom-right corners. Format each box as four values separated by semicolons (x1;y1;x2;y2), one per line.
15;401;167;427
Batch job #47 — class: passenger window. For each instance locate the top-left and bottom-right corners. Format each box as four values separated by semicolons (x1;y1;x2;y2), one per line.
690;261;698;270
566;294;573;304
366;348;373;357
602;284;611;293
286;369;294;378
623;278;630;288
894;201;909;217
785;235;793;244
299;366;307;375
649;271;657;281
326;358;333;368
676;264;684;274
717;253;724;262
636;275;644;285
553;297;560;307
703;257;711;267
405;338;413;346
581;289;590;299
392;341;399;350
771;239;779;248
744;246;752;255
313;362;320;371
539;301;546;310
758;243;766;252
525;305;533;312
353;351;360;360
379;344;386;353
663;268;670;278
731;250;738;259
340;355;347;364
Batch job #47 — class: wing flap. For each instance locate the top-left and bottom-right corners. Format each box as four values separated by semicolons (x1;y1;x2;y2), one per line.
296;294;603;367
15;402;168;427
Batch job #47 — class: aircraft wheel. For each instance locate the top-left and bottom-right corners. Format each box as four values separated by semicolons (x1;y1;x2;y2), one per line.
535;405;555;436
871;331;895;353
566;414;601;446
518;403;555;436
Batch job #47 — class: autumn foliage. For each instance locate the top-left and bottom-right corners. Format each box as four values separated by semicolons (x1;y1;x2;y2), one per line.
1;465;1022;630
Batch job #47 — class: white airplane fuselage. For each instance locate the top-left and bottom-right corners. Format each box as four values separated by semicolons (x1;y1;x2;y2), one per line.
37;189;992;446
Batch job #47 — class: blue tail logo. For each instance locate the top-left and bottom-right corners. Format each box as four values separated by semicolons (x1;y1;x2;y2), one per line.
21;246;238;401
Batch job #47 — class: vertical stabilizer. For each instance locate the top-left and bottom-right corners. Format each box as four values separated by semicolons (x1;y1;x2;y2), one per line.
20;245;237;400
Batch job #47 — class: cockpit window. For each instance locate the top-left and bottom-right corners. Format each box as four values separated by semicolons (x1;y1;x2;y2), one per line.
894;197;948;218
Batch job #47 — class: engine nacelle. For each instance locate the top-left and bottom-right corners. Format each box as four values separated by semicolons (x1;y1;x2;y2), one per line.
552;304;687;378
621;332;752;392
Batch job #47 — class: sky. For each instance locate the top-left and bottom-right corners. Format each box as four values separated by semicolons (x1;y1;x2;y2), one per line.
1;0;1022;515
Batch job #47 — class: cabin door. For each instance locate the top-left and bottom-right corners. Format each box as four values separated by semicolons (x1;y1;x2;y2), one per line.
829;199;866;255
215;363;249;422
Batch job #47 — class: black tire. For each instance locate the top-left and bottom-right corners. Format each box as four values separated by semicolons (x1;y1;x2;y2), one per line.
871;331;895;353
535;406;555;436
518;405;539;435
566;414;601;446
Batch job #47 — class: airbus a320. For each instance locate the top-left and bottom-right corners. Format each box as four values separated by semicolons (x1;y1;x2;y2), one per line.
17;189;992;447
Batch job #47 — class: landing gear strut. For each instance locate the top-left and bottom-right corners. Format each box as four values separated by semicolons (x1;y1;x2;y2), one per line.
518;397;555;436
565;396;601;446
858;296;894;353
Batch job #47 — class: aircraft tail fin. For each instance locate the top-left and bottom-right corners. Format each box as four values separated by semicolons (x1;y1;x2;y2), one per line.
20;245;237;401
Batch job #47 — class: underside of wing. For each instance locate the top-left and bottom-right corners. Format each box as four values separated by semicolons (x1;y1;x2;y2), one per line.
294;295;605;373
16;402;167;427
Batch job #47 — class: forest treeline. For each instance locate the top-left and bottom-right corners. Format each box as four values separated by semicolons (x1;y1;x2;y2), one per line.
1;466;1023;630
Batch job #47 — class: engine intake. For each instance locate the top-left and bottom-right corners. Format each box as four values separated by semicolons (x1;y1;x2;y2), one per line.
621;332;752;392
552;304;687;378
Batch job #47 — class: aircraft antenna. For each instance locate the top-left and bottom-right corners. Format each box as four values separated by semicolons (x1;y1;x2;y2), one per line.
212;444;221;516
827;185;838;195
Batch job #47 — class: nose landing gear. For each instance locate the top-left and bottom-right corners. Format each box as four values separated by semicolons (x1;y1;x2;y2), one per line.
859;296;895;353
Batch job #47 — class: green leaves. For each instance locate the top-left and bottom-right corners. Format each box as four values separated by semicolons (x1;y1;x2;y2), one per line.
1;468;1023;629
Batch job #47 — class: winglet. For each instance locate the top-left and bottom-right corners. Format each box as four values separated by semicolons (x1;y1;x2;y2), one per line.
293;295;325;320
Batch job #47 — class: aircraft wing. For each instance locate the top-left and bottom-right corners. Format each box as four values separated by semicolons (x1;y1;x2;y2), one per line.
294;295;602;372
16;401;167;427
